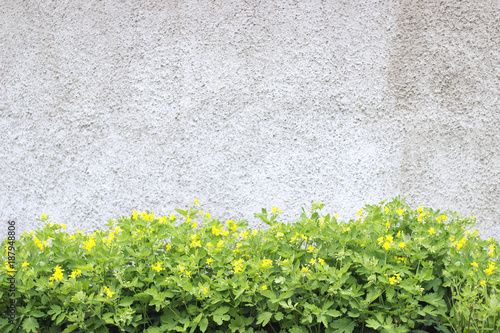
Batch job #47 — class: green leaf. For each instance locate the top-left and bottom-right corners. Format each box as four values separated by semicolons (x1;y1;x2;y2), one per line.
199;317;209;333
175;209;188;217
213;306;230;316
49;305;62;315
325;309;342;318
190;313;203;333
213;307;230;325
274;312;284;321
386;287;395;301
427;278;442;292
119;297;135;307
30;310;45;317
365;318;381;329
289;326;308;333
330;318;356;333
260;289;276;300
102;312;114;324
62;324;79;333
55;313;66;326
418;292;447;309
256;312;273;326
22;317;39;333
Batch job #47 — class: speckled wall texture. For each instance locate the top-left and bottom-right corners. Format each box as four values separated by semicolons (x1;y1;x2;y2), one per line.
1;0;499;240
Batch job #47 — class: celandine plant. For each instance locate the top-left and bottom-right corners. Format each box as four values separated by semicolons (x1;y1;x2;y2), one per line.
0;197;499;333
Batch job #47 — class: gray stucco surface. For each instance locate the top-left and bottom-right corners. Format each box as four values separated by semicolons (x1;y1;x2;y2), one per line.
1;0;499;241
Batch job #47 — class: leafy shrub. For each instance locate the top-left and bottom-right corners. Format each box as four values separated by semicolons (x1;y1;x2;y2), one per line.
1;197;499;332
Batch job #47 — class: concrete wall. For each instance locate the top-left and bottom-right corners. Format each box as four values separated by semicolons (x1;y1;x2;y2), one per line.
1;0;499;241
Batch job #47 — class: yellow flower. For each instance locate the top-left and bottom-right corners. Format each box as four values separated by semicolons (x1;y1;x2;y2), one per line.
456;237;466;251
103;286;114;298
201;286;208;295
271;206;281;214
83;237;96;252
471;262;478;268
342;227;350;233
194;199;200;206
485;261;495;275
262;285;267;290
310;258;316;265
234;242;243;253
206;242;213;248
318;258;325;266
307;246;315;253
132;211;139;220
417;206;423;213
232;259;245;274
383;242;391;250
252;229;258;236
386;235;394;242
436;215;447;223
395;256;407;264
301;266;309;273
217;240;223;248
152;262;163;272
384;206;389;214
428;228;435;235
389;274;402;285
398;242;406;249
378;237;384;245
396;209;404;216
262;259;273;268
166;244;172;251
52;266;64;281
480;280;486;286
211;225;222;236
22;262;29;268
190;240;201;248
34;237;44;250
240;231;249;239
206;258;213;265
488;245;495;256
70;269;82;278
5;262;15;276
192;221;197;229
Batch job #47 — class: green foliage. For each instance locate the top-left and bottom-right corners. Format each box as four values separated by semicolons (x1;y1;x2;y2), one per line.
1;197;499;332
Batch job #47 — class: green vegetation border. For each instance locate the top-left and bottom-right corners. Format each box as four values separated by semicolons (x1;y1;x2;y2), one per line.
1;197;499;332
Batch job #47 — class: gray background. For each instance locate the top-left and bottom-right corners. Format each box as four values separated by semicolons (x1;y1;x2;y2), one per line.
1;0;499;240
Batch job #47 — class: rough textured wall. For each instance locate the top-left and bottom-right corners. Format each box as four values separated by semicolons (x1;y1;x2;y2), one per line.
0;0;498;240
389;0;500;238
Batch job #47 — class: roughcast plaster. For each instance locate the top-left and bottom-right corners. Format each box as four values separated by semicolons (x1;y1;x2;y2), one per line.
1;0;498;241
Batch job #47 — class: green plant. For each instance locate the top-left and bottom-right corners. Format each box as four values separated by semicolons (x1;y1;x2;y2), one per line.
1;196;499;332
